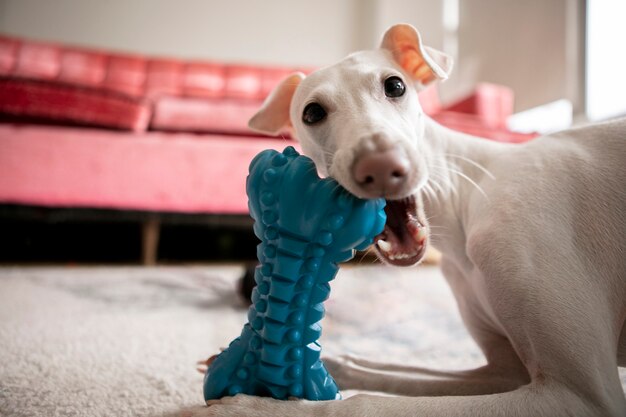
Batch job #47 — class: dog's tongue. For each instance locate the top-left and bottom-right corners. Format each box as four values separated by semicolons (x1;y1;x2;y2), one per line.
374;198;426;261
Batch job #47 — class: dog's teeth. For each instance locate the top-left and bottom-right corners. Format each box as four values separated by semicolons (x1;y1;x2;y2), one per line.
377;239;392;253
387;251;418;261
414;227;427;242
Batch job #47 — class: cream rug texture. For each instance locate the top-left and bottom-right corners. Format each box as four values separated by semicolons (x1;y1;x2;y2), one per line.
0;265;623;417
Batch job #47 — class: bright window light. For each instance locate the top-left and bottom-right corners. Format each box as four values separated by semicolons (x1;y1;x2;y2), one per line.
586;0;626;121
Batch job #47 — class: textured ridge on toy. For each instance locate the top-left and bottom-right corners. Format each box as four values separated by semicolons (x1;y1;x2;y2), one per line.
203;146;386;402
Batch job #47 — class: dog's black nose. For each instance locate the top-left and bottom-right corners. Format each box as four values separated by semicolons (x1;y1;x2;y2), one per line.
352;146;409;197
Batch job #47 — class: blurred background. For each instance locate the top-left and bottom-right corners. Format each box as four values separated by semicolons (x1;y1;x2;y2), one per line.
0;0;624;264
0;0;590;112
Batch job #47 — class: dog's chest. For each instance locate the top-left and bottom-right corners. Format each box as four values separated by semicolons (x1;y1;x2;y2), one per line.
440;255;506;336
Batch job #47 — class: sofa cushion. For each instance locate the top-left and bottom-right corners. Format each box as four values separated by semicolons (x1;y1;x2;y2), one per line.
58;49;107;86
152;84;446;135
443;83;514;128
14;41;61;79
151;96;268;135
181;62;226;99
432;111;535;143
0;77;151;131
224;65;263;100
103;55;147;97
0;36;18;73
145;59;183;97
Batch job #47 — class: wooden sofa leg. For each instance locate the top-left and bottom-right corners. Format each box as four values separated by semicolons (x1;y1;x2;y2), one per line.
142;216;160;265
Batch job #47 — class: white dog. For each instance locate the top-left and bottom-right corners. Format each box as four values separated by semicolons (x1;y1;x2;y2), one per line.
203;24;626;416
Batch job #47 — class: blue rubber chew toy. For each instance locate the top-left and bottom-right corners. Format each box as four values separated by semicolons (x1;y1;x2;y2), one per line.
203;146;386;402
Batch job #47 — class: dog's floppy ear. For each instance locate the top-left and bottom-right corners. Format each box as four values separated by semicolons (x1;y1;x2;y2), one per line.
381;24;453;88
248;72;305;135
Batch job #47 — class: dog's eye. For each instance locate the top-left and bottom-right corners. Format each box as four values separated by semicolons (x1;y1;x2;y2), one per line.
302;103;327;125
384;76;406;98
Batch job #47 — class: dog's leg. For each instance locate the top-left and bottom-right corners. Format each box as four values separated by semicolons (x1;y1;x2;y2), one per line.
325;353;469;377
323;333;529;396
333;383;616;416
323;258;532;397
324;361;525;396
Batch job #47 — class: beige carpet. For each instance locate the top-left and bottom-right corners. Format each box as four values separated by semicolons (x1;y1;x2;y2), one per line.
0;265;623;417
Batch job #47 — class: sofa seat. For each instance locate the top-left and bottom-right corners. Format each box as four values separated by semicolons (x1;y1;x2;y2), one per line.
0;124;291;214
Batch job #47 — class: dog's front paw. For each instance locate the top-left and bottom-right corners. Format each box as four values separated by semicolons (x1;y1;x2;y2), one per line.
202;394;320;417
196;348;227;374
196;355;218;374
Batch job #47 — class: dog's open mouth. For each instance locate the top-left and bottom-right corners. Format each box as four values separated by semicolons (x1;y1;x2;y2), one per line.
373;195;427;266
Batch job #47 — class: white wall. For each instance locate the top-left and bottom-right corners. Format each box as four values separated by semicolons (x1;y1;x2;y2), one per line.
452;0;582;112
0;0;364;66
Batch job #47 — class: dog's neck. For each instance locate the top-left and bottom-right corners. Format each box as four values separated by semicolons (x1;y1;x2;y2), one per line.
420;117;511;257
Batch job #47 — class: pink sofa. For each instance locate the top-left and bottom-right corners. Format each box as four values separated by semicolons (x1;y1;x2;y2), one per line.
0;34;536;262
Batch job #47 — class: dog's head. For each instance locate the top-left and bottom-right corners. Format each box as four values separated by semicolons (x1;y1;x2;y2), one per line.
248;24;453;266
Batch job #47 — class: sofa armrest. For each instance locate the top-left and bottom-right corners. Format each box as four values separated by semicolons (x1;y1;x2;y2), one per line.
441;83;514;128
417;85;442;116
0;77;151;131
